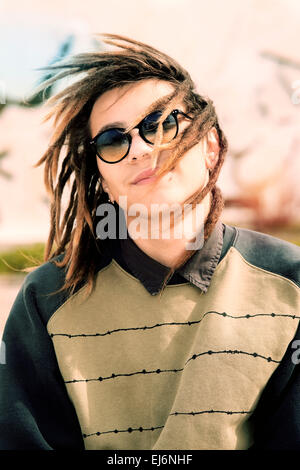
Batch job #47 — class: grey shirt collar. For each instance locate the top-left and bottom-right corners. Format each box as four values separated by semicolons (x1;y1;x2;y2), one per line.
116;220;224;296
178;219;224;292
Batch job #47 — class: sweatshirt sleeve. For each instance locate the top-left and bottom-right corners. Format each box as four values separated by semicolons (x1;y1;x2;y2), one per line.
249;321;300;450
0;266;84;450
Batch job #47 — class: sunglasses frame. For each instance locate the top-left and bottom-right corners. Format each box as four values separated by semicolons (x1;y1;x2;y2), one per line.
89;109;192;164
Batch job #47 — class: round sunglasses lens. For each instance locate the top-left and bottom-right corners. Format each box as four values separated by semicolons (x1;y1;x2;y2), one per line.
161;113;178;143
142;111;177;144
96;129;129;162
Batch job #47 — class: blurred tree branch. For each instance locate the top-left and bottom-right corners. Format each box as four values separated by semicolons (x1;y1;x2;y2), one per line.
261;51;300;69
0;151;12;180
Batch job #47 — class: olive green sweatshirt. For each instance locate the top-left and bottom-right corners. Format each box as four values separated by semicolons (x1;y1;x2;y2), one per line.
1;222;300;450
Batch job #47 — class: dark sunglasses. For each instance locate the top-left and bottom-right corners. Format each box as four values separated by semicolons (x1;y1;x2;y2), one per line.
89;109;192;164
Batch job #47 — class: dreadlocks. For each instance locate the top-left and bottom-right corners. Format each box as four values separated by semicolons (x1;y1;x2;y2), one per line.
35;33;228;298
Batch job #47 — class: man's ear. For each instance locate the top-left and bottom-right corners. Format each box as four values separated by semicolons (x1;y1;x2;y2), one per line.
101;179;115;203
205;127;220;170
101;179;109;194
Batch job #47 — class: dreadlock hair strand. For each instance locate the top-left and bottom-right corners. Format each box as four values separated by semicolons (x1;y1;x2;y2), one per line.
33;34;228;299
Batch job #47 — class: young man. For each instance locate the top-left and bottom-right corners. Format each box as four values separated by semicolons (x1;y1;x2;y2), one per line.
0;34;299;450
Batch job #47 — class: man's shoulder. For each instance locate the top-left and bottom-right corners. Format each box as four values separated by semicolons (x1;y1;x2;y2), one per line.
18;254;71;323
22;250;113;320
23;253;67;293
222;224;300;288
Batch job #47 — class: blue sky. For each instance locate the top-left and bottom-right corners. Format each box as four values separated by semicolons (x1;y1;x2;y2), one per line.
0;13;97;101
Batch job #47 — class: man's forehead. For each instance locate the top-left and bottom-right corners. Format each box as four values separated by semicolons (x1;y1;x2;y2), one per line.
89;79;177;135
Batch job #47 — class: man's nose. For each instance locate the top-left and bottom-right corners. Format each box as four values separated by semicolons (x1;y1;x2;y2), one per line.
126;129;153;162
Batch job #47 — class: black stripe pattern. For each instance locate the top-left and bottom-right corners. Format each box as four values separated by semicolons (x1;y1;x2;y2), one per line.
64;349;280;384
50;309;298;447
82;409;252;439
50;310;300;339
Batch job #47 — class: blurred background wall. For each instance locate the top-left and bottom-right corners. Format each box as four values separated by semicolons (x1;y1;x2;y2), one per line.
1;0;300;333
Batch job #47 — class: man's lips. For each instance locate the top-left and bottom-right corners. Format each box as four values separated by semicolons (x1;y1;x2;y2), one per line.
131;168;158;185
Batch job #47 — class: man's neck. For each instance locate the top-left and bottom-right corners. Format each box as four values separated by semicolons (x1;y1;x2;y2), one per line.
126;194;211;268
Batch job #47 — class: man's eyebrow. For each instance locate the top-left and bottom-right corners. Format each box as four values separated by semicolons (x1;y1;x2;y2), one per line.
94;121;126;137
93;91;177;137
124;91;177;133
